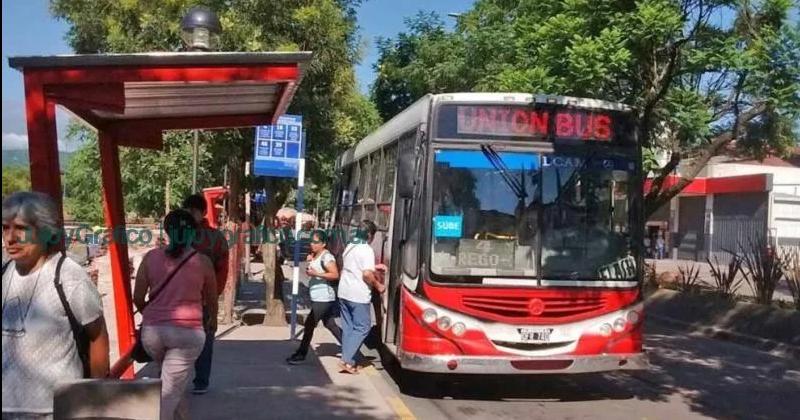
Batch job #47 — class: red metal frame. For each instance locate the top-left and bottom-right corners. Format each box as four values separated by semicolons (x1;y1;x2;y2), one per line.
98;132;136;377
19;58;305;379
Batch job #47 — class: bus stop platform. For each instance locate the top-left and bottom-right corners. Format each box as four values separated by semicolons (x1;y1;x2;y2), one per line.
185;320;406;419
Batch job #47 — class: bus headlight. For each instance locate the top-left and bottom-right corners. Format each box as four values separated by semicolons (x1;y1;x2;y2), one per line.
599;323;613;337
626;310;641;324
613;318;626;332
451;322;466;337
422;308;438;324
437;316;452;330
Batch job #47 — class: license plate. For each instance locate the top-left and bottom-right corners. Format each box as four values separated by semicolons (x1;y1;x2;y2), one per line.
518;328;553;343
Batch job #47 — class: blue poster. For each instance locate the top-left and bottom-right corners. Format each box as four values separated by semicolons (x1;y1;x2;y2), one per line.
253;115;303;178
274;124;287;140
287;124;300;142
256;140;271;157
271;141;285;157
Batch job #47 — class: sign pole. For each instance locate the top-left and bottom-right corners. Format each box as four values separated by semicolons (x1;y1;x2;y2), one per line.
290;130;306;340
244;161;252;282
252;114;304;336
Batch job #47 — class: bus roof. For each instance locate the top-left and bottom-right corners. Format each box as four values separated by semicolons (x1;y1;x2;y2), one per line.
337;93;633;167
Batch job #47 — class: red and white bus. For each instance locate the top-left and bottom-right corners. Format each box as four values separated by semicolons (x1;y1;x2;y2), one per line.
331;93;647;375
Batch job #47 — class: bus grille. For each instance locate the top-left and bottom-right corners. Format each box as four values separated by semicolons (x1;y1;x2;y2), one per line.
461;295;607;320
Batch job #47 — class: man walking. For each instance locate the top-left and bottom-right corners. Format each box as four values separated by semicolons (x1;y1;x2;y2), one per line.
182;194;229;394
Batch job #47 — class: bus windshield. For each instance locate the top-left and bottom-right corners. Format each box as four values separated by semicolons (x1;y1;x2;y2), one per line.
430;148;636;281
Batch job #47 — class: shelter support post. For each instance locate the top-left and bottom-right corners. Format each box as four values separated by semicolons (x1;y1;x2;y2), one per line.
98;131;136;379
23;76;64;227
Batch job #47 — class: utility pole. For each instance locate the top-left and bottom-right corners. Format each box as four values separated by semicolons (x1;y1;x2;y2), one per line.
192;130;199;192
222;164;228;223
165;179;171;215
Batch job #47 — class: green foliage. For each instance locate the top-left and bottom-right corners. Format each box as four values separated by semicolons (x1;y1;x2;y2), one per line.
51;0;379;216
63;126;103;224
1;166;31;199
62;122;237;222
371;0;799;212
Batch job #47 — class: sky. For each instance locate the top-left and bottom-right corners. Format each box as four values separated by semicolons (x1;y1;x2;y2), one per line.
2;1;793;152
0;0;469;152
2;0;73;151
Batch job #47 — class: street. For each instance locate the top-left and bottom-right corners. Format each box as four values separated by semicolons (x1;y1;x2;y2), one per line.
275;264;800;420
367;322;800;420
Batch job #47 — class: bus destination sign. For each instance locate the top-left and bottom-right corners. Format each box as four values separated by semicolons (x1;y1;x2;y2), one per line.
456;105;612;141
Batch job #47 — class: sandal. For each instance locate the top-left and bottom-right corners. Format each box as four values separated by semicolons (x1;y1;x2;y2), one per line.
340;363;359;375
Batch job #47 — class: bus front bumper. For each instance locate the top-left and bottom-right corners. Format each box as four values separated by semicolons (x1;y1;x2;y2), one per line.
399;351;649;374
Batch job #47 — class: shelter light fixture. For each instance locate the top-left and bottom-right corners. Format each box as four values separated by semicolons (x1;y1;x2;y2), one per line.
181;6;221;51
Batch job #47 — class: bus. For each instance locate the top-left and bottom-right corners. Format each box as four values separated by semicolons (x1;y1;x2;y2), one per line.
330;93;647;375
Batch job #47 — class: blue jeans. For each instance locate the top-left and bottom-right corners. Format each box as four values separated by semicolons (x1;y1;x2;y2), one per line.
339;298;371;366
193;307;214;389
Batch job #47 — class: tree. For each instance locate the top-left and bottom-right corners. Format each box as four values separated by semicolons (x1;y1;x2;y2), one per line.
63;124;104;224
2;166;31;199
372;0;799;216
51;0;380;218
62;122;216;222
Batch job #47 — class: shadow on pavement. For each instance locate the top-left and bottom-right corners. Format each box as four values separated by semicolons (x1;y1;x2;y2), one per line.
189;338;394;419
387;365;642;402
380;322;799;420
621;322;800;420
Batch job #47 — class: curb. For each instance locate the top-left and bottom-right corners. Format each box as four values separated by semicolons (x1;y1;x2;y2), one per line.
647;313;800;361
214;322;240;339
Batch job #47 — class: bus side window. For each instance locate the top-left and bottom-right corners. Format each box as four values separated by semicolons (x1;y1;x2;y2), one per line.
344;162;359;227
401;129;424;279
363;152;380;222
377;145;397;231
376;146;397;265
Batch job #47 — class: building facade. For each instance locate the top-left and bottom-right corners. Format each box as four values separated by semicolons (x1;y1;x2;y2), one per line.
647;153;800;262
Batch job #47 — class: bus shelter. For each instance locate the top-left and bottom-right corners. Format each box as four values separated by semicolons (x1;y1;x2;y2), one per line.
9;52;312;378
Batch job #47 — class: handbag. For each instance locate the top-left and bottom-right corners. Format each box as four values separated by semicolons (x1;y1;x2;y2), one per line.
131;250;197;363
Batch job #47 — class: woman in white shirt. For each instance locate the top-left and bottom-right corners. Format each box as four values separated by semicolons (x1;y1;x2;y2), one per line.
2;192;109;418
286;230;341;364
337;220;385;374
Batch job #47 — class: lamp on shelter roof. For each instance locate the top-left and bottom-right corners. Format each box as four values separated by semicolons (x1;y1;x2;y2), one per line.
180;6;221;51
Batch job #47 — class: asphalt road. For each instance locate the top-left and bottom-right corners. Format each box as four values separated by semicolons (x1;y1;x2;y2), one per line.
369;322;800;420
285;263;799;420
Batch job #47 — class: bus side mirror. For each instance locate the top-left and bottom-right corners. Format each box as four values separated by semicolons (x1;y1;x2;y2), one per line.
397;137;416;199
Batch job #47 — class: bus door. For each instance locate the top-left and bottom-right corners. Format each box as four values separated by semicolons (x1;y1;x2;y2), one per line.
384;127;425;345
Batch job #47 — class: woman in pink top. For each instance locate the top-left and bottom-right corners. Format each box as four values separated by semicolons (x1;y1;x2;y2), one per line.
134;209;217;420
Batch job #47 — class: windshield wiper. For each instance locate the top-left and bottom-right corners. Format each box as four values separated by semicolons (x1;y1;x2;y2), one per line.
480;145;527;200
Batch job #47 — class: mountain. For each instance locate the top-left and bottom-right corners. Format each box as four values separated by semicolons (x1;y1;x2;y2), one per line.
2;149;74;171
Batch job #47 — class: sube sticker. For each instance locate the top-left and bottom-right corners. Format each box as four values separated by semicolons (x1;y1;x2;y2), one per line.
434;215;463;238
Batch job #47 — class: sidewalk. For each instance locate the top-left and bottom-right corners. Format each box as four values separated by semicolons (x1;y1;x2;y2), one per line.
186;264;407;419
187;326;399;419
647;258;794;302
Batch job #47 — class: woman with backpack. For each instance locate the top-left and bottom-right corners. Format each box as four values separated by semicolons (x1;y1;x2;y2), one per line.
2;192;109;418
133;209;217;420
286;229;342;364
